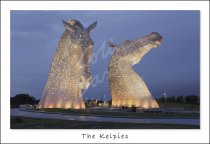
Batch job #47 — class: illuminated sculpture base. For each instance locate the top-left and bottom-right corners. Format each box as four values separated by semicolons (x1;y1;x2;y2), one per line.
39;99;85;109
112;99;159;108
109;65;160;109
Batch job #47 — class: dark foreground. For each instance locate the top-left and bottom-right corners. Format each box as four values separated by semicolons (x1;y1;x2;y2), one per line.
11;116;199;129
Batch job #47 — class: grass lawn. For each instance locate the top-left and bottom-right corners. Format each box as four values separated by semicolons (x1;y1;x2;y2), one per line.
35;108;200;119
11;116;199;129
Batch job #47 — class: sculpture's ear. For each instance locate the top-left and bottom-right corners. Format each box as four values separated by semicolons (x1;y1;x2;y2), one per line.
86;21;97;33
108;42;119;48
62;20;75;32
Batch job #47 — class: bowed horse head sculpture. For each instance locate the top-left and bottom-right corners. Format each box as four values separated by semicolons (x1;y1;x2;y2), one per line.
38;19;97;109
62;19;97;89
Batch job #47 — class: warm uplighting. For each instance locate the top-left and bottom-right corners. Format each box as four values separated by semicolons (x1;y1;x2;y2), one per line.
64;101;72;109
48;103;54;108
143;101;149;109
56;98;62;108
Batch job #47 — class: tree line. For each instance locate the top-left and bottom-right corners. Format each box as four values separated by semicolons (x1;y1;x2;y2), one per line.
156;95;200;105
11;94;39;108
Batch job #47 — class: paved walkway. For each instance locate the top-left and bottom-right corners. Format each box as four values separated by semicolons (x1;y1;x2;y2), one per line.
11;108;199;125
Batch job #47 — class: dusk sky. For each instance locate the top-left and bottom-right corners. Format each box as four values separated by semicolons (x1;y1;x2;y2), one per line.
11;10;200;100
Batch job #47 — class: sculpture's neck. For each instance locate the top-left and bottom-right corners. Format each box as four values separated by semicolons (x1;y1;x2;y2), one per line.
137;46;153;63
114;46;153;67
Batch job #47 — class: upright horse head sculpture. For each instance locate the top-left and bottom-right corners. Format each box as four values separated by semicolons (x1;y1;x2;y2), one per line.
108;32;162;108
38;19;97;109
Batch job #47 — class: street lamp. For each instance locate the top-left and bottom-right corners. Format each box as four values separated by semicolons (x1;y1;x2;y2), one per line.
163;92;167;99
103;94;106;107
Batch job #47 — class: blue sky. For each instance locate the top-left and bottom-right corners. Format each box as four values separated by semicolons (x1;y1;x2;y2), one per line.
10;10;200;100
